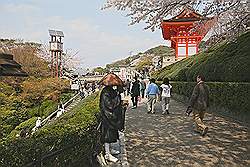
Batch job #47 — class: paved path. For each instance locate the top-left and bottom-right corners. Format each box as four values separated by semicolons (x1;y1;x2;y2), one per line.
123;98;250;167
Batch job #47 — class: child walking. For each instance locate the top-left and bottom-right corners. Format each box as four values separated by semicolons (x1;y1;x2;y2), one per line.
160;78;172;114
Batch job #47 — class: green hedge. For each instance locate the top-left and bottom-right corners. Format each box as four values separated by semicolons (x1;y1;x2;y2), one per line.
170;82;250;123
0;93;100;167
153;31;250;82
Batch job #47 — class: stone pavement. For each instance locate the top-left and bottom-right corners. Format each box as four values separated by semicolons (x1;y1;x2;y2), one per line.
112;97;250;167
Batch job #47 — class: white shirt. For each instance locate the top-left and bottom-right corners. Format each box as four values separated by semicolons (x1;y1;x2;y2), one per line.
36;119;41;128
160;84;172;97
57;110;63;118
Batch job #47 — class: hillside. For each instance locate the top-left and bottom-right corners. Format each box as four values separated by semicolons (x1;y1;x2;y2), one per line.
0;39;71;140
105;45;174;69
153;31;250;82
144;45;175;57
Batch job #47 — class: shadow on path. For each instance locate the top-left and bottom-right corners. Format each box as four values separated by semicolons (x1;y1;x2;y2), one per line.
125;99;250;167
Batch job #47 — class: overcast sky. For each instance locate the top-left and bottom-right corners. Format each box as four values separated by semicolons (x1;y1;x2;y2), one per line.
0;0;169;69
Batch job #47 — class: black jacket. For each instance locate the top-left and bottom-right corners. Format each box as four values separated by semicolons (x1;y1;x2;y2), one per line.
131;80;140;96
99;86;122;143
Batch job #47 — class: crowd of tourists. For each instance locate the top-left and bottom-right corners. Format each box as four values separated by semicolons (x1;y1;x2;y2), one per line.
98;73;210;164
125;76;172;115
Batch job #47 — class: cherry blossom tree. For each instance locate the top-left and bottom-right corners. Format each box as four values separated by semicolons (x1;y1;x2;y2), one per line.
103;0;249;44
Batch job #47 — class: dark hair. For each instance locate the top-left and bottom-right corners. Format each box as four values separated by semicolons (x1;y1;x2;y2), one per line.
59;103;63;108
163;78;170;85
197;75;205;81
150;78;156;83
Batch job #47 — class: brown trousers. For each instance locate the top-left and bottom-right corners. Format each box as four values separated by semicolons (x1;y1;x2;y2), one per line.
193;110;207;132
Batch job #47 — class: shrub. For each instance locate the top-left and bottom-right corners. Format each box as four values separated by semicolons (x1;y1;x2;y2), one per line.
0;93;100;167
0;82;15;96
0;76;72;140
7;117;37;140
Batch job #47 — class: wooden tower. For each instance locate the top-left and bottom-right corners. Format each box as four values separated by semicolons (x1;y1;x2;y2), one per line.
49;30;64;78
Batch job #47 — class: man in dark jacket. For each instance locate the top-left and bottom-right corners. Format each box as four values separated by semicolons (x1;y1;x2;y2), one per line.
125;79;131;96
186;75;210;136
130;77;140;109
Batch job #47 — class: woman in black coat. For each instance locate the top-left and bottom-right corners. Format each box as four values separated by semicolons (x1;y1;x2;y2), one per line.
100;85;122;144
99;73;124;163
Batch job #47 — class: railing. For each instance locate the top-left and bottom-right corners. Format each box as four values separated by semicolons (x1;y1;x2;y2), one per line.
31;92;80;133
41;92;80;125
32;88;98;132
24;91;101;167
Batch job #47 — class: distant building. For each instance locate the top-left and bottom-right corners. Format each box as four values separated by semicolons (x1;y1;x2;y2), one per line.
152;56;162;69
129;53;153;79
110;65;133;81
80;75;104;82
162;54;180;67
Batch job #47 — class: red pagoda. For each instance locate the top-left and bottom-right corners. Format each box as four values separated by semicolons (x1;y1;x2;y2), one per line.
161;7;215;60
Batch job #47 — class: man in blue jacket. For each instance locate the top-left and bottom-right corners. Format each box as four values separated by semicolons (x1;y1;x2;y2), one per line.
146;78;159;114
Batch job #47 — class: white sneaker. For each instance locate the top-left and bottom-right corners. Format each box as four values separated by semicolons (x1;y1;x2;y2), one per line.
96;153;108;166
110;149;120;155
105;153;118;163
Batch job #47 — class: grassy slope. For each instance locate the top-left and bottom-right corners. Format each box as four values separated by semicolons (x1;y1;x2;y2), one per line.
0;94;100;167
153;31;250;82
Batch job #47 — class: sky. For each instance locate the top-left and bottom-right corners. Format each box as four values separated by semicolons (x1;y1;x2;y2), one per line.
0;0;168;69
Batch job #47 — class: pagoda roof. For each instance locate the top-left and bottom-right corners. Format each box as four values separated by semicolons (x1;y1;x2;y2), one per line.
161;6;215;41
0;53;28;76
163;7;212;23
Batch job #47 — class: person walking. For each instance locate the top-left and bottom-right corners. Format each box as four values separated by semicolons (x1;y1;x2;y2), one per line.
146;78;159;114
125;79;131;96
92;81;96;93
56;102;65;118
160;78;172;115
140;79;146;98
99;73;124;163
130;77;140;109
186;75;210;136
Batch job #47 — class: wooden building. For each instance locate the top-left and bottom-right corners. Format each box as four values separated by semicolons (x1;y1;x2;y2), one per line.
0;53;27;76
161;7;215;60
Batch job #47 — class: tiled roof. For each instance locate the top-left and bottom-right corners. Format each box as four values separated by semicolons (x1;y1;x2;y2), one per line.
163;7;211;22
0;53;28;76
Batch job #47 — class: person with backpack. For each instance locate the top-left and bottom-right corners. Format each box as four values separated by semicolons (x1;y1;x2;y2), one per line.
160;78;172;115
